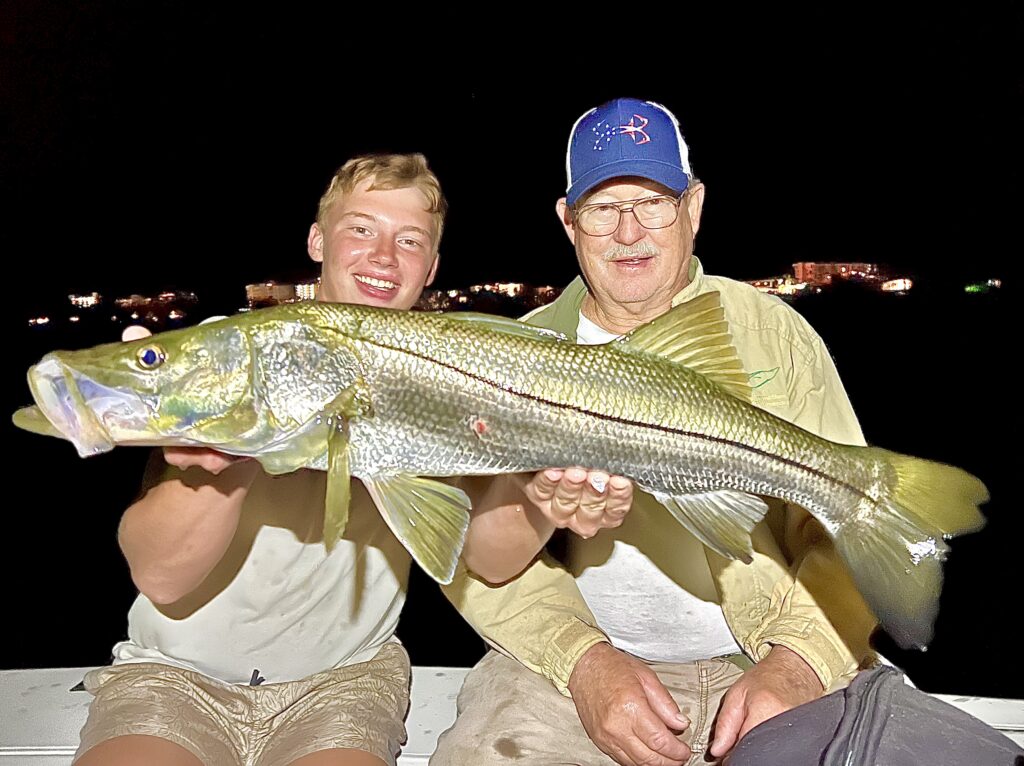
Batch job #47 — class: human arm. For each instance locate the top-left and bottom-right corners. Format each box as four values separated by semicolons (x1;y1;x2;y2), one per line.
118;449;260;604
460;468;633;583
115;325;260;604
707;329;878;755
444;548;693;766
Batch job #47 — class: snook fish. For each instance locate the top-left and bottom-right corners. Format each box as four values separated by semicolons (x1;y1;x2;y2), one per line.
13;292;987;649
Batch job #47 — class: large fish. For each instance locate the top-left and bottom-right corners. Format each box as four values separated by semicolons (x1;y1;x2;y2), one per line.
13;292;987;649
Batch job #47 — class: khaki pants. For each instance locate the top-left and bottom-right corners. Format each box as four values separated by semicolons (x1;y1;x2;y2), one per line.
430;651;744;766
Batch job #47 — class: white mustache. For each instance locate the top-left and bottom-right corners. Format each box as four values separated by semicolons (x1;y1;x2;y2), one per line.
601;241;660;262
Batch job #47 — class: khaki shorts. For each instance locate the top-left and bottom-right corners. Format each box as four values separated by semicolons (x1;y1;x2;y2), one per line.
75;642;410;766
430;650;744;766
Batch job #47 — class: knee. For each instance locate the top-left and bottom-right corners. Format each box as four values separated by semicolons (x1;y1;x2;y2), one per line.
431;734;529;766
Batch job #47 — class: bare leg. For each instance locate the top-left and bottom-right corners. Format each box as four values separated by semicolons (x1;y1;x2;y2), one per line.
289;749;388;766
75;734;203;766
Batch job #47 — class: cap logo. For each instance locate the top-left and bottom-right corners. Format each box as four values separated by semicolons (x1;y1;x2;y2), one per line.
619;115;651;145
590;114;651;151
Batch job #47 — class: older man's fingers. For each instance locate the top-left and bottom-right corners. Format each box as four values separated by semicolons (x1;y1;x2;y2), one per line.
121;325;152;342
548;468;589;522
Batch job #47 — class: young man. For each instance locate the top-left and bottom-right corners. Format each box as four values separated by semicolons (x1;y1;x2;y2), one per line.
76;154;444;766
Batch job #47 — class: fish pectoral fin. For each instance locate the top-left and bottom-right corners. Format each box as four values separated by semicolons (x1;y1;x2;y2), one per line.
12;405;63;438
617;291;752;403
323;419;352;550
363;474;470;584
258;382;371;477
650;489;768;563
257;420;329;475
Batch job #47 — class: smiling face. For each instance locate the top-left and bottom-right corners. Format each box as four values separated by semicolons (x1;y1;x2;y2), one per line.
556;176;705;329
308;179;439;310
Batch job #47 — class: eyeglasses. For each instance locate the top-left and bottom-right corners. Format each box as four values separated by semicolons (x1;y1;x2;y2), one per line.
573;194;686;237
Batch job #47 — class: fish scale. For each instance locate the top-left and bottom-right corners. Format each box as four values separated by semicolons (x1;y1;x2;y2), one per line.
349;306;864;506
15;292;988;650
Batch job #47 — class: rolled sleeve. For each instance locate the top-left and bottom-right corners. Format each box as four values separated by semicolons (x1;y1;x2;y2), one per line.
743;333;875;689
441;553;608;696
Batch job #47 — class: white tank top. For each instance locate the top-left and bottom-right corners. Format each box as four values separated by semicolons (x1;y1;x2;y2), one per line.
572;311;742;662
113;470;410;684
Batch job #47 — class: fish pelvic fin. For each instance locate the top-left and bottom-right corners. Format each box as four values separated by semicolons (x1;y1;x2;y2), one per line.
323;417;352;551
834;449;988;650
616;291;752;402
650;489;768;563
363;474;470;584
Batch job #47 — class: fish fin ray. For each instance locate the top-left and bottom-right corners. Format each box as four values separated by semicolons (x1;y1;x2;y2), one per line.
649;489;767;563
617;291;752;402
323;419;352;550
864;448;988;535
833;448;988;649
363;474;470;584
444;312;569;342
255;382;370;475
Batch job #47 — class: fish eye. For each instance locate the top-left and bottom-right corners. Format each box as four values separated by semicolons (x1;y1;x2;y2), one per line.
137;344;166;369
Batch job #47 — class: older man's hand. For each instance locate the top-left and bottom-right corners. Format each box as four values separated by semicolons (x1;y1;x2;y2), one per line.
524;467;633;539
709;644;824;759
568;642;691;766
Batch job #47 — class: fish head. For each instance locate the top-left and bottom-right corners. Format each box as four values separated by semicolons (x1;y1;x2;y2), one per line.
18;307;369;460
22;319;260;457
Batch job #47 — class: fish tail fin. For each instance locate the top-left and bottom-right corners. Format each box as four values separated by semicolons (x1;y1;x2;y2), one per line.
832;448;988;650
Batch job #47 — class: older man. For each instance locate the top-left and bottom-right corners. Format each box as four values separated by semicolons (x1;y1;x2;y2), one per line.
433;99;877;766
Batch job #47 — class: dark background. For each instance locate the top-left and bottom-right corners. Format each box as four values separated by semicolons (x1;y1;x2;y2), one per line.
2;5;1021;697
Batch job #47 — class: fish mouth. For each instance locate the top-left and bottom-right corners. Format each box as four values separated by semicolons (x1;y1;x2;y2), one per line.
27;355;152;457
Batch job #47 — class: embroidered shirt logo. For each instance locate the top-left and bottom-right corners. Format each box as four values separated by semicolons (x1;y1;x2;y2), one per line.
748;367;781;389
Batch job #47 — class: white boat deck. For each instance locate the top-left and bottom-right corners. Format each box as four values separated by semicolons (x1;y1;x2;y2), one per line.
1;666;1021;764
0;666;468;765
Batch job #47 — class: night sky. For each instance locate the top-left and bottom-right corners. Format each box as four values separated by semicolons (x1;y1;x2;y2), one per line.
3;6;1019;316
2;5;1023;693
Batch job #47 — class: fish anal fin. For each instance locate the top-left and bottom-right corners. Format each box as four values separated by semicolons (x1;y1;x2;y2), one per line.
364;474;470;584
650;489;768;563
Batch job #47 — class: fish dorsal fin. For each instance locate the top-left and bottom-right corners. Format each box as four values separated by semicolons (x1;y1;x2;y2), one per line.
444;312;569;343
616;291;751;402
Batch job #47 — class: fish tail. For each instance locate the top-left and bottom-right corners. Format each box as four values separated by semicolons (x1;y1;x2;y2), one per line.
831;448;988;650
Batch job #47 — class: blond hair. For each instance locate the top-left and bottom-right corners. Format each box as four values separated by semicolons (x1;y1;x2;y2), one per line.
316;153;447;252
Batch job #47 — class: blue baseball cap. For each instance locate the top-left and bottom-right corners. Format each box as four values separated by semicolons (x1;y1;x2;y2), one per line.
565;98;692;207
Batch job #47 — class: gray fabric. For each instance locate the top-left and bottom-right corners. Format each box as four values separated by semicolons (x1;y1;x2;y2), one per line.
729;666;1023;766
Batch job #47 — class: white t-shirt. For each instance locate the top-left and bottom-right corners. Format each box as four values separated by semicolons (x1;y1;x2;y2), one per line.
572;311;742;662
113;470;410;684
